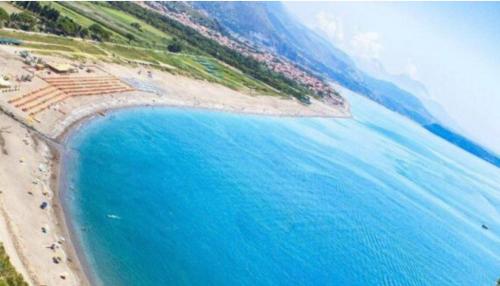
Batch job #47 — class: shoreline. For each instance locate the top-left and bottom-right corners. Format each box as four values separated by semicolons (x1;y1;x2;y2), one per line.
49;141;93;286
46;87;352;141
0;111;84;285
0;47;351;285
51;103;352;286
56;102;352;142
1;93;350;286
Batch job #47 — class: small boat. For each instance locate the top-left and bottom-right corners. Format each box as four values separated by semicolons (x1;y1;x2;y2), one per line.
481;224;489;230
107;214;121;220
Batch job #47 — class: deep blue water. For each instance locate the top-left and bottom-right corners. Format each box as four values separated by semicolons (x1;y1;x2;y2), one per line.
62;94;500;286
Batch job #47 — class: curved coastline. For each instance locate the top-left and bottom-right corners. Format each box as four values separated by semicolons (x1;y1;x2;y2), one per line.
52;101;500;285
50;141;92;286
0;46;351;285
52;101;352;286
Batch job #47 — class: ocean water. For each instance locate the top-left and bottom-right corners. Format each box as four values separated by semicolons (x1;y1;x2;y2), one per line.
62;94;500;286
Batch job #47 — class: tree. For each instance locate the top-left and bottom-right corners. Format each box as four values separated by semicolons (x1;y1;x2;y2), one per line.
24;1;42;14
80;27;90;38
125;33;135;43
89;23;111;41
9;12;36;31
40;5;60;21
56;16;79;36
130;22;142;31
0;7;9;28
167;38;182;53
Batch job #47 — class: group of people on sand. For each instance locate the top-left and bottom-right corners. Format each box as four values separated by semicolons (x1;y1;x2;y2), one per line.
137;69;153;78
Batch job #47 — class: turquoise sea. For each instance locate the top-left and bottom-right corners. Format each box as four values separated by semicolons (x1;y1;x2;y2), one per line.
62;93;500;285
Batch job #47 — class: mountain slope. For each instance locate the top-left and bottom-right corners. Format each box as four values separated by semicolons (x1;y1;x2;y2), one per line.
193;2;363;90
193;1;500;167
194;2;354;66
356;58;463;132
194;1;433;124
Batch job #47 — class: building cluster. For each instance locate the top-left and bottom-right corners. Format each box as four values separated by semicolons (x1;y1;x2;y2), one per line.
149;3;344;104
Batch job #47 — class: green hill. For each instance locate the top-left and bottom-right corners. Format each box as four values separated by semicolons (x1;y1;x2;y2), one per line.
0;1;322;103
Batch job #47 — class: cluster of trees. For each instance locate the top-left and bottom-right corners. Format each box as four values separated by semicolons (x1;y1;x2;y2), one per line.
0;8;37;31
0;8;10;28
88;22;111;41
13;2;80;36
0;244;28;286
130;22;142;32
167;38;183;53
109;2;312;103
6;2;110;42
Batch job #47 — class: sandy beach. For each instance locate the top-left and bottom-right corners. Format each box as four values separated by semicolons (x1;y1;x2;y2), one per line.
0;45;350;285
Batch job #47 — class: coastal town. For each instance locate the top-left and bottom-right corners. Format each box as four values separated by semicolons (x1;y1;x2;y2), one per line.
146;2;345;104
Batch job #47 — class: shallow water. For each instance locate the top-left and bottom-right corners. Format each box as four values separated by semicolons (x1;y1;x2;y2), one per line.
62;94;500;285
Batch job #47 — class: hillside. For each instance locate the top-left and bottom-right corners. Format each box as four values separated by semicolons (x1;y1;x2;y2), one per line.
0;1;346;106
192;2;366;94
193;2;432;119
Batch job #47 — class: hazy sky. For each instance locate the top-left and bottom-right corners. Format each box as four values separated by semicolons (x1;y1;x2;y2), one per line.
285;2;500;154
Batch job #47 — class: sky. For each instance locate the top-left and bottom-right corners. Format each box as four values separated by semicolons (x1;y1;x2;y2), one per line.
285;2;500;154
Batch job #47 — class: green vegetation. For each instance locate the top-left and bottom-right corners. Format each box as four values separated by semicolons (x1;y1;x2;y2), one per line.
167;38;182;53
12;2;95;39
130;22;141;31
99;42;273;92
0;30;106;56
55;16;80;36
8;12;36;31
125;32;135;43
0;1;317;102
44;2;95;28
0;2;22;15
0;244;28;286
89;23;111;41
109;1;312;103
0;8;9;27
57;2;171;46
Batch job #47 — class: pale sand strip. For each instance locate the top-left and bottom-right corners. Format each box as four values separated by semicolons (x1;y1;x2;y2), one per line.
0;203;34;285
0;112;85;285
